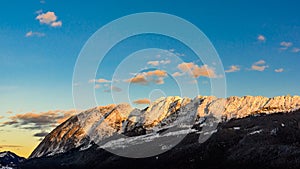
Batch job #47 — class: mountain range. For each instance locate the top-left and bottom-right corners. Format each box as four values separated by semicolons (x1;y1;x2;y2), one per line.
2;95;300;169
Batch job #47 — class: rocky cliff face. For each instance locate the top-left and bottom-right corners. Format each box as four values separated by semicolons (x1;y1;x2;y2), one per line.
30;95;300;158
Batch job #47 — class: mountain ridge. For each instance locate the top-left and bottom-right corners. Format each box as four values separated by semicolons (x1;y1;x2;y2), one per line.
30;95;300;158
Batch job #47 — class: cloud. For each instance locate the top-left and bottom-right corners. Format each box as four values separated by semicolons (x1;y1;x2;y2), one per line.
25;31;45;37
280;41;293;50
257;35;266;41
250;60;268;71
147;61;159;66
254;60;266;65
33;132;49;138
126;70;167;85
126;74;148;85
225;65;240;73
104;86;122;93
147;59;171;66
89;78;111;83
172;72;183;77
50;21;62;27
1;110;77;130
154;77;164;84
292;47;300;53
0;116;4;120
177;62;216;78
274;68;284;73
36;11;62;27
0;145;23;149
95;84;101;89
1;120;18;125
6;111;13;114
146;70;167;77
133;98;151;105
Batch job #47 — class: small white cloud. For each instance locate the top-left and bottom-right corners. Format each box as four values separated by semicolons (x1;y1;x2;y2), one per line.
280;41;293;50
147;59;171;66
36;11;62;27
257;35;266;41
254;60;266;65
25;31;45;37
274;68;284;73
292;47;300;53
225;65;240;73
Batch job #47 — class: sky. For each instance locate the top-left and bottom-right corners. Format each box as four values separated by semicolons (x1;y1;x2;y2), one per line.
1;0;300;157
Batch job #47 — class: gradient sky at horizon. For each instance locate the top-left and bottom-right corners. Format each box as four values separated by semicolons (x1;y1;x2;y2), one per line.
1;0;300;157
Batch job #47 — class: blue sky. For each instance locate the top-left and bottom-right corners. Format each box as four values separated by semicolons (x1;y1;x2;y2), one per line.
0;0;300;156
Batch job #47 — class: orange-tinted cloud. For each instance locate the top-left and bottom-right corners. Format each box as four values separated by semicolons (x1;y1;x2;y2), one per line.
177;62;216;78
225;65;240;73
146;70;167;77
36;11;62;27
133;98;151;105
126;74;148;85
171;72;183;77
89;78;111;83
250;60;268;71
1;110;77;129
126;70;167;85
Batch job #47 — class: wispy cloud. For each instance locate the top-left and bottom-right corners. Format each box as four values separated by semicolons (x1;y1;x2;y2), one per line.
103;86;122;93
36;11;62;27
177;62;216;78
171;72;183;77
250;60;268;71
292;47;300;53
25;31;45;37
275;68;284;73
225;65;240;73
1;110;77;139
147;59;171;66
133;98;151;105
0;116;4;120
94;84;101;89
33;132;49;138
126;70;167;85
257;35;266;42
89;78;111;83
0;145;23;149
280;41;293;50
1;110;77;130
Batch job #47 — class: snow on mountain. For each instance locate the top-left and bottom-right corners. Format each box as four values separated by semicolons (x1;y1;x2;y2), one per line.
29;95;300;158
0;151;25;168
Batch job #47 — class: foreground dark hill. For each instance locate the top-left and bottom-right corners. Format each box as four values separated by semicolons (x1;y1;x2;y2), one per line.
0;151;25;168
21;110;300;169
